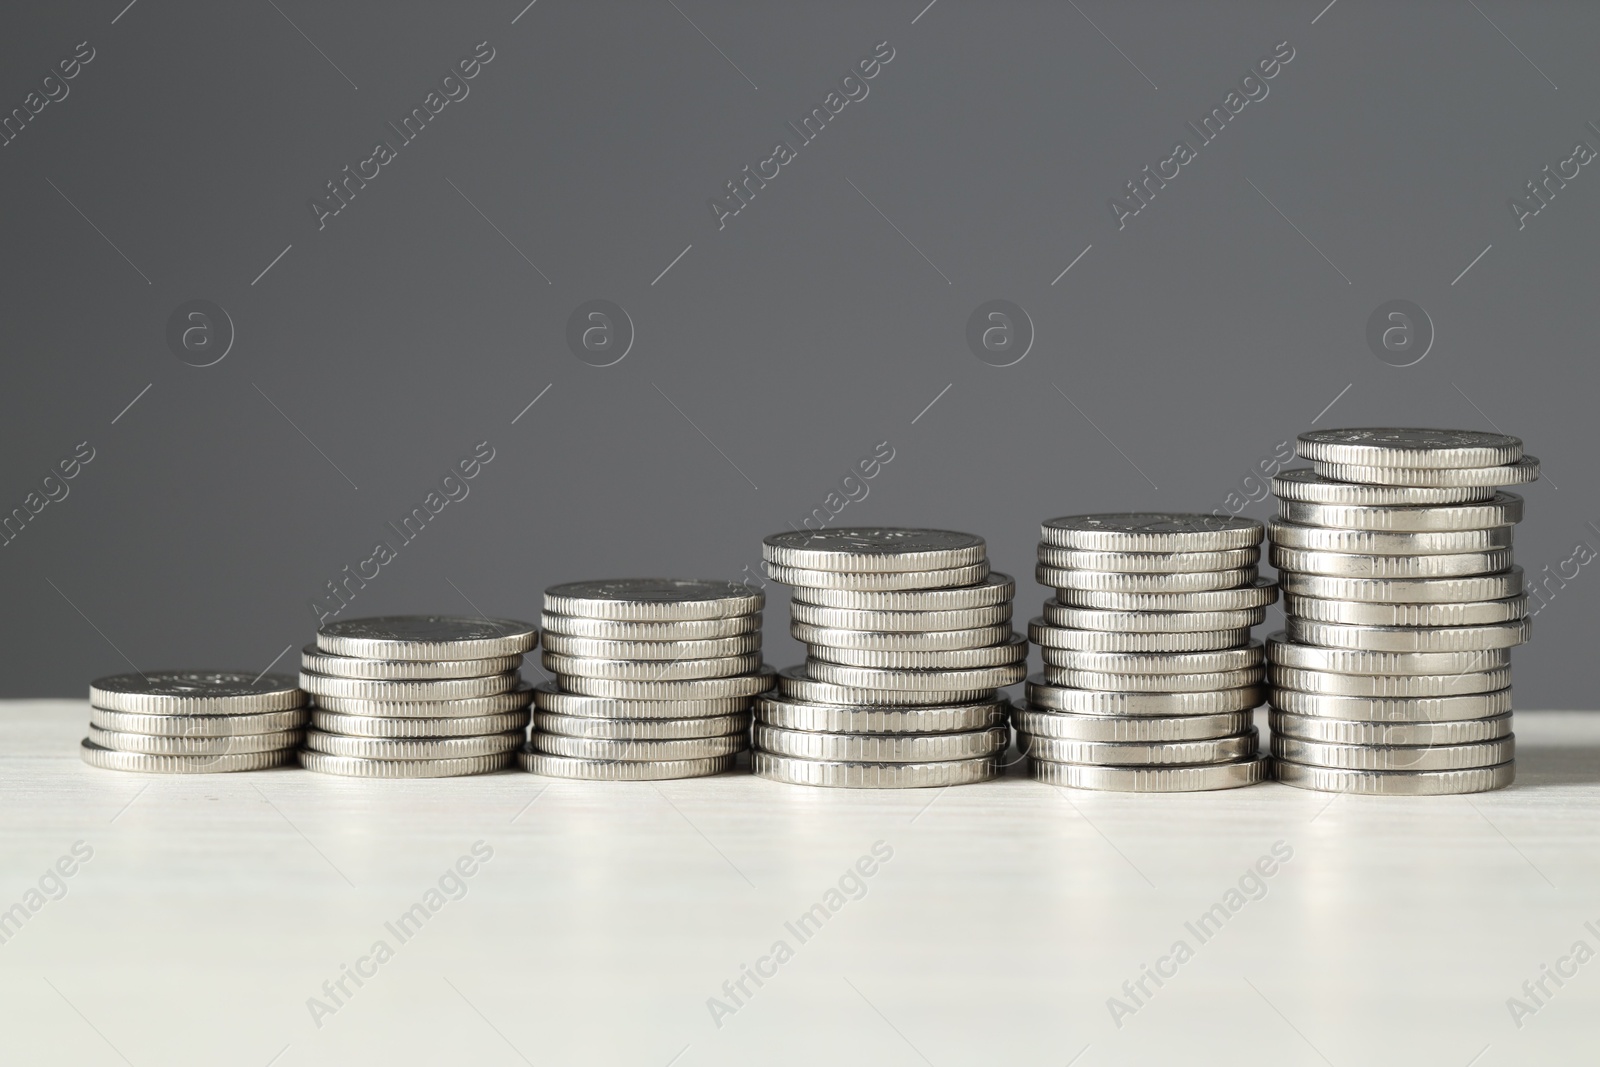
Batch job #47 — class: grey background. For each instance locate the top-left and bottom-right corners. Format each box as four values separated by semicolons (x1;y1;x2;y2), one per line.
2;0;1594;703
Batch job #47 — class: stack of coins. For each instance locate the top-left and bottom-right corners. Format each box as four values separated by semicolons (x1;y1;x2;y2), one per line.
298;616;538;778
523;580;772;781
1020;514;1273;791
1268;429;1535;796
755;529;1022;788
81;671;307;773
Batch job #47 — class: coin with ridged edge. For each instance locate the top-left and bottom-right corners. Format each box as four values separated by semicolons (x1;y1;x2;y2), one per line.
1030;756;1268;791
1014;708;1250;742
766;560;989;591
776;665;996;708
539;612;761;640
300;670;520;701
299;644;522;680
755;694;1007;734
788;601;1011;632
1272;759;1514;794
1026;677;1265;716
1041;642;1263;675
1310;456;1540;487
1271;735;1513;771
761;528;987;573
1038;565;1258;593
791;621;1012;652
316;616;537;661
540;632;760;660
1268;665;1510;696
789;573;1015;611
531;680;751;719
88;706;309;737
807;659;1027;692
310;710;530;737
1041;514;1263;552
1284;617;1530;652
532;733;747;760
312;681;534;717
1272;468;1495;505
86;726;300;755
1279;568;1522;604
543;579;763;621
1054;578;1278;612
298;750;513;777
1280;594;1527;627
1036;546;1259;573
90;671;304;715
1021;730;1257;765
80;739;293;773
1295;428;1523;469
1030;619;1250;652
754;724;1006;762
1269;688;1513;722
534;711;748;740
1268;710;1512;745
518;749;735;780
1042;666;1264;692
1268;521;1513;556
807;633;1026;670
1042;602;1267;632
753;752;997;788
1277;494;1523;532
304;730;524;759
1266;633;1509;675
1270;546;1513;578
542;651;761;681
558;668;776;701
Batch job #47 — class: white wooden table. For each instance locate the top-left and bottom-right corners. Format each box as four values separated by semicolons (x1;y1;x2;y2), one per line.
2;700;1596;1065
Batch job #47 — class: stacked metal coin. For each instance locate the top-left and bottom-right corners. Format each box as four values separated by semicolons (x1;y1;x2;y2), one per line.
298;616;538;778
1268;428;1535;796
755;528;1021;788
523;579;771;780
1021;514;1273;791
81;671;307;772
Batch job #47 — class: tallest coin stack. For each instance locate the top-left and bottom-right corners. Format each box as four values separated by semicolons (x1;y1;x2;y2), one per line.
1268;429;1536;796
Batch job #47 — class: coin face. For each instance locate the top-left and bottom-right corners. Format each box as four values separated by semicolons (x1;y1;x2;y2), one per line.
762;528;987;572
317;616;538;660
1296;428;1522;469
543;579;763;619
1041;514;1262;551
90;671;304;714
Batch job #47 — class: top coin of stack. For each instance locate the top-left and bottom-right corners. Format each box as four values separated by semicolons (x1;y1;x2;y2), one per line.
1268;429;1533;796
298;616;538;778
1021;514;1273;791
756;529;1021;788
81;671;308;772
524;579;772;781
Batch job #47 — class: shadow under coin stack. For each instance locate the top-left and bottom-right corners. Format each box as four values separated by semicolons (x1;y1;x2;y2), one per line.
1021;515;1273;792
524;580;771;781
81;671;307;772
1268;428;1535;796
755;529;1021;789
298;616;538;778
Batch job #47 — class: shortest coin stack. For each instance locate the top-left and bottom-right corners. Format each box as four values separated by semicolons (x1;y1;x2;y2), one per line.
524;579;771;781
82;671;308;773
299;616;538;778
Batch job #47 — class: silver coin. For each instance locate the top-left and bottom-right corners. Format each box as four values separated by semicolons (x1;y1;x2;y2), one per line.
789;572;1015;611
1295;428;1523;469
558;668;776;701
776;664;995;708
1278;568;1523;604
1268;710;1512;745
754;724;1008;762
310;710;531;737
1027;676;1265;716
543;579;763;621
1266;633;1510;675
1268;665;1510;696
1041;642;1263;675
807;659;1027;692
539;612;761;640
534;711;749;739
532;733;747;761
1054;578;1278;612
540;632;760;661
1268;520;1513;556
1272;759;1514;794
312;681;535;717
1015;707;1251;742
1277;494;1523;532
299;670;520;701
1029;619;1251;652
1269;688;1513;722
316;615;538;661
788;601;1011;632
88;706;309;737
298;751;513;777
761;528;986;573
1042;602;1267;633
1021;730;1256;765
1272;468;1496;505
792;621;1012;652
1310;456;1540;487
1284;617;1531;652
1271;734;1513;771
1041;514;1263;552
299;644;522;680
808;633;1027;670
1038;565;1258;593
1042;666;1265;692
1030;756;1268;791
1270;546;1513;578
1280;594;1527;627
1036;545;1260;573
543;650;761;681
518;750;735;780
90;671;304;715
304;729;524;760
767;560;989;590
755;694;1008;734
532;680;751;719
752;752;998;789
86;726;300;755
80;739;293;773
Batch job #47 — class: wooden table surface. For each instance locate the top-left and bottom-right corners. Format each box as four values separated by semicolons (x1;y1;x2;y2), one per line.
2;700;1596;1066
